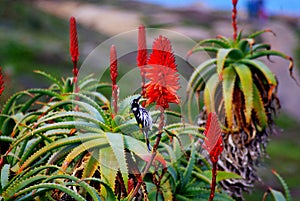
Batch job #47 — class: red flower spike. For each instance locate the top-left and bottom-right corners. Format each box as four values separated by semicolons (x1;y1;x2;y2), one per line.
137;25;148;96
110;45;118;85
0;67;4;96
69;16;79;63
145;36;180;109
232;0;238;6
110;45;119;115
203;112;224;163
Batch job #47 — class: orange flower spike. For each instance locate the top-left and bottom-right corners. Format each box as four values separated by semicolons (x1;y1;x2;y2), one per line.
145;36;180;109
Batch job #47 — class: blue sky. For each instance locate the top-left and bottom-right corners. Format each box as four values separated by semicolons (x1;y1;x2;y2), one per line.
138;0;300;16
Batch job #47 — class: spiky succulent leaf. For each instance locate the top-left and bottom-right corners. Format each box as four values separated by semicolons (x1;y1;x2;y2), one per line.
233;63;253;124
204;73;220;113
222;66;236;129
269;189;286;201
272;170;291;201
252;84;268;130
216;48;234;79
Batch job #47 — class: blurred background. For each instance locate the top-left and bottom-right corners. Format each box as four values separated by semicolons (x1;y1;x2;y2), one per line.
0;0;300;199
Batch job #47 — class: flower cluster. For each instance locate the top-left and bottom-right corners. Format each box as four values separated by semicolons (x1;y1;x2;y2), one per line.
144;35;180;109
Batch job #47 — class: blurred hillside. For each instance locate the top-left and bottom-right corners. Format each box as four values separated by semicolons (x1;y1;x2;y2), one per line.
1;0;300;199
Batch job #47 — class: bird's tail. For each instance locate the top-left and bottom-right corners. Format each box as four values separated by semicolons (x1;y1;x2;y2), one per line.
143;130;152;151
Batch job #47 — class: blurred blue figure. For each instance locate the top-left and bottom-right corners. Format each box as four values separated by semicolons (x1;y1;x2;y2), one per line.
247;0;267;21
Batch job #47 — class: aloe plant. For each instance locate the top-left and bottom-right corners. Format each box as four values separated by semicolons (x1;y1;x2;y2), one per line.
0;15;245;201
186;1;298;199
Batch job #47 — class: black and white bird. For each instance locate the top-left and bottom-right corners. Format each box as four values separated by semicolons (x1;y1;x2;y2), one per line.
130;96;152;151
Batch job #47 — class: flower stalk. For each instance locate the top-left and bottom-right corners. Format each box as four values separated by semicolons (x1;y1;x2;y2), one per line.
137;25;148;96
202;112;224;201
232;0;238;40
128;35;180;200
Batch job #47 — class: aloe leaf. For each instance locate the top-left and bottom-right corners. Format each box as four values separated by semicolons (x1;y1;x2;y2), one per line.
252;84;268;130
82;150;99;179
83;178;116;201
269;188;286;201
12;121;104;150
240;59;277;85
248;29;275;38
37;111;105;129
222;65;237;129
252;43;271;52
201;170;242;183
8;165;60;188
204;73;220;113
0;91;33;127
18;134;100;173
216;48;234;78
190;46;219;54
47;144;77;165
182;143;195;189
187;58;216;92
43;174;102;201
117;95;139;116
0;136;14;143
198;38;231;48
13;183;86;201
99;146;118;196
82;91;110;108
34;70;63;90
78;73;95;85
78;78;99;90
217;35;233;46
27;88;62;99
68;93;110;125
2;175;48;198
246;50;290;61
233;63;253;124
123;135;167;167
272;170;291;201
81;82;111;92
1;164;10;189
106;132;128;189
61;138;109;171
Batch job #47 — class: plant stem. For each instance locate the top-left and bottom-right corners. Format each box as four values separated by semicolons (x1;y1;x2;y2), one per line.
208;161;217;201
72;61;79;93
232;0;238;40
